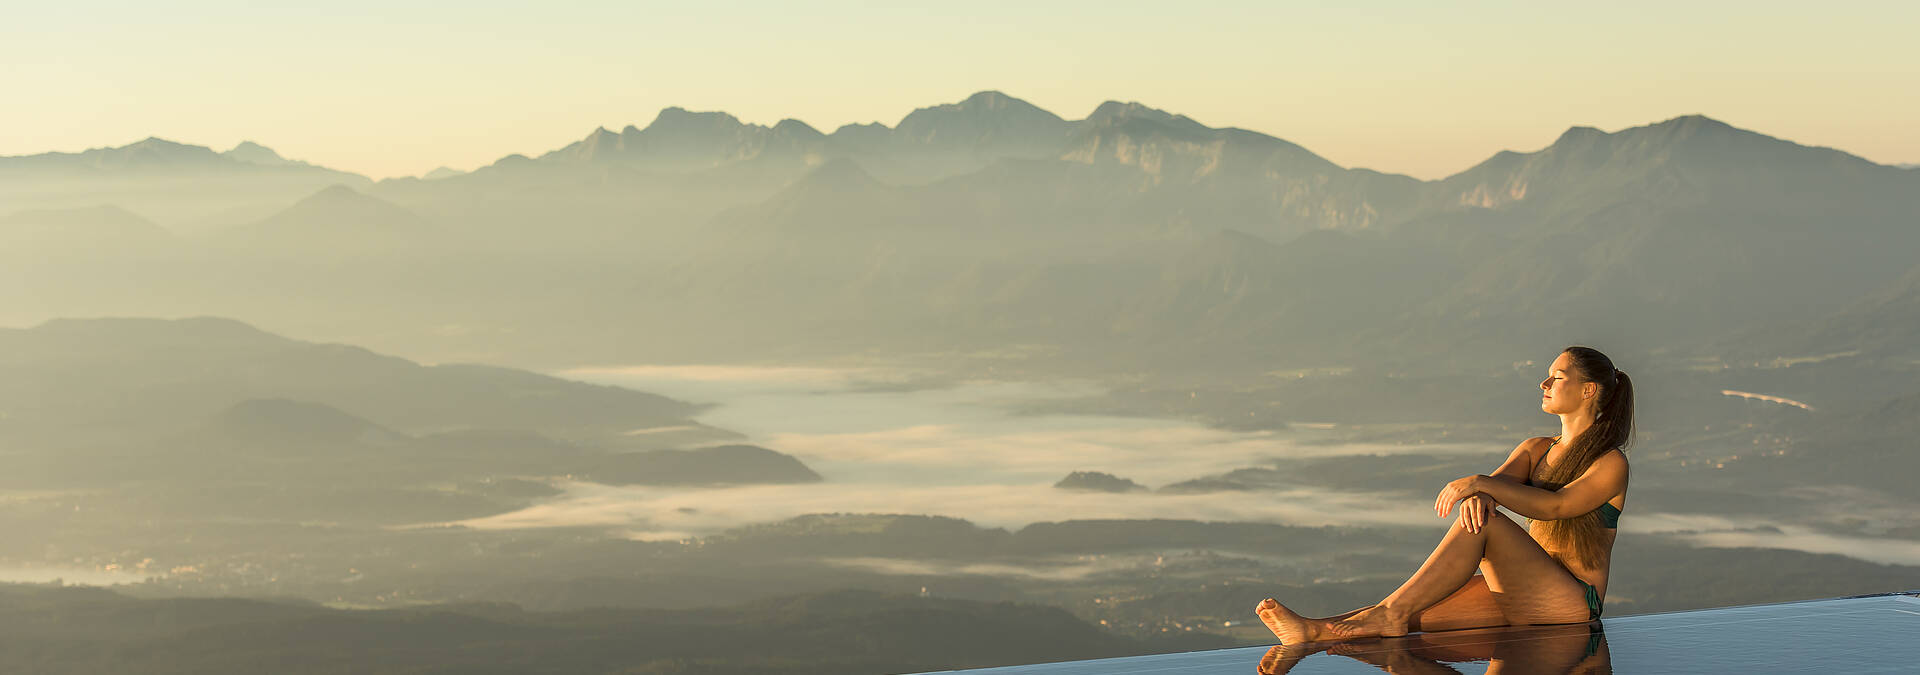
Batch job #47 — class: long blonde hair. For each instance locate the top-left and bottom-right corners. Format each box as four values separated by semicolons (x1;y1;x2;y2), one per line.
1530;346;1634;569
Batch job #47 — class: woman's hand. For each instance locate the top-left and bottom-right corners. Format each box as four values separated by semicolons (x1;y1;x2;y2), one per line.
1434;475;1485;520
1454;493;1496;533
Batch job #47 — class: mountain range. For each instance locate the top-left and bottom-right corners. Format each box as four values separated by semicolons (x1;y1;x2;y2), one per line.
3;91;1915;375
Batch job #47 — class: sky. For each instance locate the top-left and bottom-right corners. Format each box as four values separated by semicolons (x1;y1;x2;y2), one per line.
5;0;1916;180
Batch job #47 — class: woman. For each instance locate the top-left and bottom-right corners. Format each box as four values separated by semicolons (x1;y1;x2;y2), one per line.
1256;346;1633;642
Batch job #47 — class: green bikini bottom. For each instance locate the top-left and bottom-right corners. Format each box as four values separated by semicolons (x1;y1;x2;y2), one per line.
1580;580;1603;620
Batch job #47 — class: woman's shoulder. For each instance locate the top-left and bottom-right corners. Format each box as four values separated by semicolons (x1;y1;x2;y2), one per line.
1515;436;1554;479
1609;446;1631;474
1586;446;1631;481
1521;435;1556;457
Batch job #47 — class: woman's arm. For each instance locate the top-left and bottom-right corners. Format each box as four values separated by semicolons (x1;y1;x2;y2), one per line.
1454;438;1547;532
1442;450;1628;521
1486;437;1547;485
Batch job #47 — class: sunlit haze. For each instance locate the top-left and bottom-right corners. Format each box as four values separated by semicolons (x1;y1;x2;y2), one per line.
6;0;1916;179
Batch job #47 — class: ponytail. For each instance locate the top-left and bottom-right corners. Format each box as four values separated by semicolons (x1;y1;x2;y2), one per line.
1532;347;1634;569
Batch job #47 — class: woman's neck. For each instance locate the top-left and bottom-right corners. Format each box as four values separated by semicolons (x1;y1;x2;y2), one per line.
1557;412;1596;447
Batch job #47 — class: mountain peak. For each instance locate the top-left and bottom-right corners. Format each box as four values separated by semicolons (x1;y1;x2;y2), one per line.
1554;125;1604;143
1086;101;1188;125
92;137;223;166
305;183;363;201
1657;113;1733;130
903;91;1055;118
1441;111;1883;212
892;91;1068;150
645;107;747;133
579;126;624;158
222;140;295;166
250;184;424;236
771;118;824;140
125;136;193;151
1618;114;1753;146
958;90;1018;109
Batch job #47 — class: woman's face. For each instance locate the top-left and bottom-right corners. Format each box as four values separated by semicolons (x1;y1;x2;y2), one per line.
1539;352;1593;416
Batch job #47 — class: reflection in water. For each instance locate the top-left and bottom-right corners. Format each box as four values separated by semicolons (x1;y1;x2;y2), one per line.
1259;622;1609;674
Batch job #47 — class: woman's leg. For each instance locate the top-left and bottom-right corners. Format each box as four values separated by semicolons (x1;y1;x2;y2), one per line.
1385;511;1592;629
1306;572;1504;634
1465;515;1595;626
1258;511;1589;642
1405;574;1505;633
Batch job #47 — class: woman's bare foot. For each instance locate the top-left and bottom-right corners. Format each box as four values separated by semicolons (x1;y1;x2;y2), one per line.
1257;644;1329;674
1323;604;1409;639
1256;598;1319;644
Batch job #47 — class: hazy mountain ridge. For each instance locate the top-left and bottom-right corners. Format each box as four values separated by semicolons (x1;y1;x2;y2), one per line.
538;107;827;172
7;93;1919;373
0;137;373;231
1709;261;1920;363
0;318;834;523
373;91;1427;251
0;137;364;180
0;316;718;446
1430;114;1913;216
1059;102;1423;237
200;397;410;449
2;137;229;172
206;184;432;253
222;140;306;167
635;99;1918;371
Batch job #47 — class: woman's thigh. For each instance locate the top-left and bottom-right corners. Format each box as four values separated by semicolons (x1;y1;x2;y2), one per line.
1409;574;1504;633
1475;512;1592;624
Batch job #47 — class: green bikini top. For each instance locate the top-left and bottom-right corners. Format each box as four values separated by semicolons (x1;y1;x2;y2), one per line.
1535;437;1624;528
1596;501;1621;529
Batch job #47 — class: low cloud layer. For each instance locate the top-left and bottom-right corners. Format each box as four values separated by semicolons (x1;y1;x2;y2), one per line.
447;482;1441;537
443;487;1920;566
770;423;1492;486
